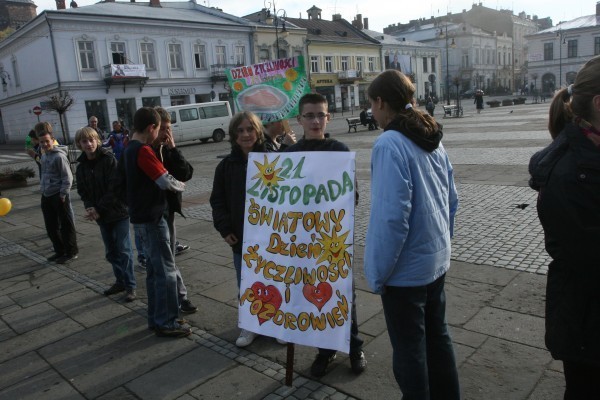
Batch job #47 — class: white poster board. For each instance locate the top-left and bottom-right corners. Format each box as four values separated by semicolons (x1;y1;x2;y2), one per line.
239;152;356;353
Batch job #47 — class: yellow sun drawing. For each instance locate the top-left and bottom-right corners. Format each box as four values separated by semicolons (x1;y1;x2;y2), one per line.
252;154;284;190
316;229;352;267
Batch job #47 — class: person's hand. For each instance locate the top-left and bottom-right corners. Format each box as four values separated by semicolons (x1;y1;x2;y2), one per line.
85;207;100;221
163;130;175;149
26;149;36;158
282;131;297;146
224;233;238;246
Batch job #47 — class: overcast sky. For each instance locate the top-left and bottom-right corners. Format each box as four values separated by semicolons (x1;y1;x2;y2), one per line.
37;0;592;33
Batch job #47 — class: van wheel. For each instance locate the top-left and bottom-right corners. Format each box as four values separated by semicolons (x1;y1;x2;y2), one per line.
200;138;209;143
212;129;225;143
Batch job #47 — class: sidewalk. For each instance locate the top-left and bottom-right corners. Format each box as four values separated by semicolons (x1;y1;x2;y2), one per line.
0;178;563;400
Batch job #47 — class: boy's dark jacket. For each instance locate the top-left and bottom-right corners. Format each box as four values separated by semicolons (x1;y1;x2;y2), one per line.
154;144;194;216
76;147;129;224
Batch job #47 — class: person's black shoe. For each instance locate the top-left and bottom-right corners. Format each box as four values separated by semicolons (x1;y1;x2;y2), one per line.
155;325;192;338
47;253;64;262
56;254;78;264
124;288;136;302
136;259;147;272
175;242;189;256
350;350;367;374
104;283;126;296
311;353;336;377
180;299;198;314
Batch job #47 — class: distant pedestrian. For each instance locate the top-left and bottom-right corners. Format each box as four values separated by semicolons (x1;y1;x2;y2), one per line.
426;96;435;117
87;116;106;141
474;90;484;114
364;70;460;399
529;55;600;399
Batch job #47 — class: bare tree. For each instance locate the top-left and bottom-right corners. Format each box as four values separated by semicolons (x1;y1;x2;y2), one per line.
46;91;74;146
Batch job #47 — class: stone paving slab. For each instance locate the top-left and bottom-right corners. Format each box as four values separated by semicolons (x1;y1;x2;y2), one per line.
459;337;552;400
126;346;237;400
0;368;85;400
463;307;545;349
38;313;196;398
187;364;280;400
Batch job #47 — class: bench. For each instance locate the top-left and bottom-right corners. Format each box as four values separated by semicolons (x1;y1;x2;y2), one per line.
346;117;361;133
442;105;464;118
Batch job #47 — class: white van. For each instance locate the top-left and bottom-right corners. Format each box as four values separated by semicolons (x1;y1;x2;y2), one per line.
166;101;232;144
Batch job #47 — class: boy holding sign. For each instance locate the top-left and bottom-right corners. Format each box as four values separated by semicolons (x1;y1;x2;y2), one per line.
285;93;366;377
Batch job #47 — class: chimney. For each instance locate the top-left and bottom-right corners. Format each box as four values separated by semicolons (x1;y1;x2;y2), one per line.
55;0;66;9
597;1;600;16
364;17;369;29
352;14;363;29
307;6;321;20
332;13;342;21
150;0;161;7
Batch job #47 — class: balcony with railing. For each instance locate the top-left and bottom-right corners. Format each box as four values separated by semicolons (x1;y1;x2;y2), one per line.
338;69;361;82
103;64;149;94
211;64;240;82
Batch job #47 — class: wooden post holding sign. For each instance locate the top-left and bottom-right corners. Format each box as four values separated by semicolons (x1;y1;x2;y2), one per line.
32;105;42;122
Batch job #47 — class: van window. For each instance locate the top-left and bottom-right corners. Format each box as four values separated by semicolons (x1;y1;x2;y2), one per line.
180;108;199;122
200;104;229;119
169;111;177;123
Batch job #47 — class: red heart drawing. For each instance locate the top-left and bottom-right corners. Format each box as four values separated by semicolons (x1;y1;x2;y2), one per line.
303;282;333;312
251;282;282;325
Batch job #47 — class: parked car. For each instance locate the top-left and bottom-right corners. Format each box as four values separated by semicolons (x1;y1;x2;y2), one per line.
461;89;484;99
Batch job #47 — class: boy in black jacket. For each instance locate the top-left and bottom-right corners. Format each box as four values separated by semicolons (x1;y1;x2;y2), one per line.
153;107;197;314
75;127;136;302
286;93;366;377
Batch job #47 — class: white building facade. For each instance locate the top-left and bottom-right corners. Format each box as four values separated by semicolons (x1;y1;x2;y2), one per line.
526;3;600;96
0;1;256;144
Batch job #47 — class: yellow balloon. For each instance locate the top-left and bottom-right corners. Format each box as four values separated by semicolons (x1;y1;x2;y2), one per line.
0;198;12;216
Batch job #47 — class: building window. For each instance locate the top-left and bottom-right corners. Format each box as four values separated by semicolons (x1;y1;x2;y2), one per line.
168;43;183;70
311;56;319;73
140;43;156;70
78;41;96;70
215;45;226;66
567;40;577;58
368;57;375;72
325;56;333;72
111;42;126;64
341;56;349;71
278;48;288;58
142;97;161;107
115;98;137;131
85;100;109;132
595;37;600;55
422;57;428;73
259;49;270;62
544;42;553;60
235;46;245;65
193;44;206;69
294;50;303;58
430;57;436;72
356;56;363;73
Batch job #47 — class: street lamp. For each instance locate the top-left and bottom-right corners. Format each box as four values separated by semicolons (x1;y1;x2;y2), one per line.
0;71;10;91
531;73;538;103
556;28;566;88
438;23;456;105
265;0;288;59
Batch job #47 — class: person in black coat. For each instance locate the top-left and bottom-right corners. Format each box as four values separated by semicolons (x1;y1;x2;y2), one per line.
153;107;197;314
210;111;266;348
263;119;296;152
529;55;600;399
75;127;136;301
